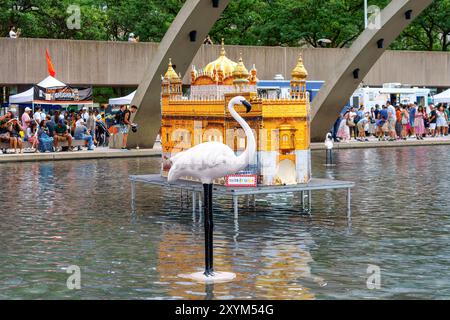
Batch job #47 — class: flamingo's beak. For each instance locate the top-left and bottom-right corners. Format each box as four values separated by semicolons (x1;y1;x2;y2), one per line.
241;100;252;113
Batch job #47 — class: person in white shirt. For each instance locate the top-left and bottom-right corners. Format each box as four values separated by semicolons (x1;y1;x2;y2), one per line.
9;26;17;39
40;110;46;122
128;33;137;43
33;107;42;124
82;107;89;121
76;118;85;127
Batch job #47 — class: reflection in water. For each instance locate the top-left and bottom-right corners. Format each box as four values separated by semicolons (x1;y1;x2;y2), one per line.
156;226;235;299
2;147;450;299
253;242;324;300
205;283;215;300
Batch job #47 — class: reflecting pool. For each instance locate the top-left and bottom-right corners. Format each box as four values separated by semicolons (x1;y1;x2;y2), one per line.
1;146;450;299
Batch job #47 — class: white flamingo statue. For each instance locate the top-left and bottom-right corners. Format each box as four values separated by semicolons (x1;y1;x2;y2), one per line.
324;132;333;150
168;96;256;278
324;132;334;165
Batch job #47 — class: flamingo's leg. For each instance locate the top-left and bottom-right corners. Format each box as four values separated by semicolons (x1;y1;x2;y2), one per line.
203;183;214;277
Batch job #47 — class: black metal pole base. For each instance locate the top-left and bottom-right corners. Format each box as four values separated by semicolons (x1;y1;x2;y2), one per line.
325;149;334;166
203;183;214;277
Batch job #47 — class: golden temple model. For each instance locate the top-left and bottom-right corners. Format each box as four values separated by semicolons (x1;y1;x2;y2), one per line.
161;39;311;186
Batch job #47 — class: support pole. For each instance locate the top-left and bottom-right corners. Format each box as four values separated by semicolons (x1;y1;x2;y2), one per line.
326;149;333;165
300;190;304;210
180;189;183;209
364;0;368;29
308;190;312;212
203;183;214;277
131;180;136;211
233;195;238;219
192;191;196;220
347;188;352;219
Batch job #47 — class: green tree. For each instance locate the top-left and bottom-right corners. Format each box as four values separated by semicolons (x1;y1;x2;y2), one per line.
250;0;389;48
0;0;108;40
209;0;269;45
104;0;184;41
2;0;450;52
393;0;450;51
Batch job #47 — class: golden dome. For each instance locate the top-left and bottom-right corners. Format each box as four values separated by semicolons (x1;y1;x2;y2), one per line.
291;55;308;80
203;39;237;76
164;58;181;82
233;54;249;81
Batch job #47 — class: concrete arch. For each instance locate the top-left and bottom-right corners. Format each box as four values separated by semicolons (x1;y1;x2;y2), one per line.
128;0;230;148
129;0;433;147
310;0;433;141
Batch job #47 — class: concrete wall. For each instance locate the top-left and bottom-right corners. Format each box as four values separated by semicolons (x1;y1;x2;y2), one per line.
1;37;450;87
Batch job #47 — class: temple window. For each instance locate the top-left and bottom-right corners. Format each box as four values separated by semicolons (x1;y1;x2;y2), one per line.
239;137;246;149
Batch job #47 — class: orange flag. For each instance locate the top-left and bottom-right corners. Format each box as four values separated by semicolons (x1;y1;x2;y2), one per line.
45;49;56;77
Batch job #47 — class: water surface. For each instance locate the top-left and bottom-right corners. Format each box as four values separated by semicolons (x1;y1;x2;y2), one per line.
1;147;449;299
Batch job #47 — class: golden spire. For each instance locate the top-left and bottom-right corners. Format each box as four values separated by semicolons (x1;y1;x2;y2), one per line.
190;65;197;83
164;58;181;81
220;38;226;56
291;54;308;80
233;53;249;84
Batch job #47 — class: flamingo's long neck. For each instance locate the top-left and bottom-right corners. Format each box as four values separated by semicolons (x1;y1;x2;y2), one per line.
228;100;256;171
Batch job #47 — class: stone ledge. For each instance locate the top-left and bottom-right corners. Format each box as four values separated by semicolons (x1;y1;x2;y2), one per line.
310;138;450;150
0;148;161;163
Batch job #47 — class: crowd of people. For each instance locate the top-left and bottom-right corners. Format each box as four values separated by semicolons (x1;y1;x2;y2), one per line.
0;107;108;154
333;102;450;142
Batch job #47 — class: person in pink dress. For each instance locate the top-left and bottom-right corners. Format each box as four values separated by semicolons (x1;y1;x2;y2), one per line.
414;106;426;140
337;112;351;142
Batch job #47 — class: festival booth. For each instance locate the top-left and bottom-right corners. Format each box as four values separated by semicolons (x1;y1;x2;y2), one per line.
433;89;450;104
108;91;136;105
9;76;93;113
107;90;136;127
107;90;139;149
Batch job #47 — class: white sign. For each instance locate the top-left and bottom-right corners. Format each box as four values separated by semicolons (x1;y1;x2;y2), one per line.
226;174;257;187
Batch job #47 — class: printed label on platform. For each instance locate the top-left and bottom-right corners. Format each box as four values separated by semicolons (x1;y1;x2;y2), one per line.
225;174;257;187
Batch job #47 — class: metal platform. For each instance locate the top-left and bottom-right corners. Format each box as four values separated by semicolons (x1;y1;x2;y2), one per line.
129;174;355;218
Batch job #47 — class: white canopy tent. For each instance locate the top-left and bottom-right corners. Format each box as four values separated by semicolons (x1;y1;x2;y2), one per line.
9;76;66;104
108;91;136;105
433;89;450;104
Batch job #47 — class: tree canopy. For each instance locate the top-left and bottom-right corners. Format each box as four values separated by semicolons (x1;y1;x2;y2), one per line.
0;0;449;51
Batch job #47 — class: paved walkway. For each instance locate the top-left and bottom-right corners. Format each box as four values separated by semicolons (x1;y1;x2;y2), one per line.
0;147;160;163
2;136;450;163
310;136;450;150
